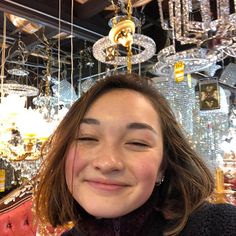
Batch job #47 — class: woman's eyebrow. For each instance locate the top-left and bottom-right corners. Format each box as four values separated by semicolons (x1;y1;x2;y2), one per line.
81;118;100;125
80;120;158;135
126;122;157;135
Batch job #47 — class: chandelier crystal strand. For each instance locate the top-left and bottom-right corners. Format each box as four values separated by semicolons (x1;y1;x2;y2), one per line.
200;0;211;30
45;45;51;97
168;0;174;29
137;15;142;75
127;0;132;73
57;0;62;114
182;0;189;37
70;0;74;106
112;0;119;73
217;0;231;37
174;0;184;43
1;13;6;102
176;0;198;44
157;0;169;30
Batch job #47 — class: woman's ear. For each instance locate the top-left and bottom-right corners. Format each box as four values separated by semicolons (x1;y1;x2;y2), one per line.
156;151;167;185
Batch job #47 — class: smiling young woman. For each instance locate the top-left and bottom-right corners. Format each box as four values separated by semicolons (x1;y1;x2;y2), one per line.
65;88;164;219
34;73;236;236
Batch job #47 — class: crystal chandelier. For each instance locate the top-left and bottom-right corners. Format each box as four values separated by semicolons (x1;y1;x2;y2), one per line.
151;45;224;76
158;0;236;56
2;82;39;97
92;0;156;73
93;34;156;65
7;32;29;76
7;68;29;77
151;0;236;77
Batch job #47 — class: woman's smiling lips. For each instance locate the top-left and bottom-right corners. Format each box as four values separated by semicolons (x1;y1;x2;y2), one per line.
84;178;130;192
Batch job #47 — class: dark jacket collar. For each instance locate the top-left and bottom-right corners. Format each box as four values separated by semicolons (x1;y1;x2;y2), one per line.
75;188;165;236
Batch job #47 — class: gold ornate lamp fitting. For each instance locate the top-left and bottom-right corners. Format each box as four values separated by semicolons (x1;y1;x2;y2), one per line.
108;0;135;48
108;19;135;48
108;0;134;73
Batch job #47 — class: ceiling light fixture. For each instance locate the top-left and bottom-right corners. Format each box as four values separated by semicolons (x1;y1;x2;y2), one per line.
6;13;42;34
93;34;156;65
2;82;39;97
7;68;29;77
7;32;29;76
93;0;156;72
151;46;224;76
157;0;236;55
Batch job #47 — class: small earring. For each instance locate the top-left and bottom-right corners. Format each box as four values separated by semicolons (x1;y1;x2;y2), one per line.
155;176;165;187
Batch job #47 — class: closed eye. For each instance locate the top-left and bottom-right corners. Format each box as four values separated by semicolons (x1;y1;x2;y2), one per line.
126;141;150;147
76;137;98;142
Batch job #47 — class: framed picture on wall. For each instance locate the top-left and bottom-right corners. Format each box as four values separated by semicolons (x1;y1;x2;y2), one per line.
199;79;220;110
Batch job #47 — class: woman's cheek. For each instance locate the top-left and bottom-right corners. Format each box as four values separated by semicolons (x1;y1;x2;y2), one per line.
65;146;80;191
133;159;160;185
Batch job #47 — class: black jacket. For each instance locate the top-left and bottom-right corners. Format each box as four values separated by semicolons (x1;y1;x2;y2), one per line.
61;203;236;236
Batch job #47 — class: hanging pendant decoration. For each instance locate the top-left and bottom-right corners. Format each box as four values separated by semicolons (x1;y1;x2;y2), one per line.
199;79;220;110
174;61;185;83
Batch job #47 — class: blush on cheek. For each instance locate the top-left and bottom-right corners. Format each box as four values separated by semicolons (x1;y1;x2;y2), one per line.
137;162;158;186
65;146;79;192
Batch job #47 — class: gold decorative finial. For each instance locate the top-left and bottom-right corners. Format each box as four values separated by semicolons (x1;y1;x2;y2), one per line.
108;0;134;73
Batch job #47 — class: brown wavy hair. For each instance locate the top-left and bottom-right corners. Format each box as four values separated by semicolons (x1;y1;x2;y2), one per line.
34;73;214;236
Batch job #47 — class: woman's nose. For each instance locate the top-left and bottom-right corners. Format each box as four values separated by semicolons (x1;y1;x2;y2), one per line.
92;145;124;173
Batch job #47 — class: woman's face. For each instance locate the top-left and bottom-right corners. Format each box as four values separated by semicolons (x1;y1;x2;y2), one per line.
65;89;164;218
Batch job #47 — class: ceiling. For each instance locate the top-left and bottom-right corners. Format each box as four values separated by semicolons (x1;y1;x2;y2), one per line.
0;0;235;100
